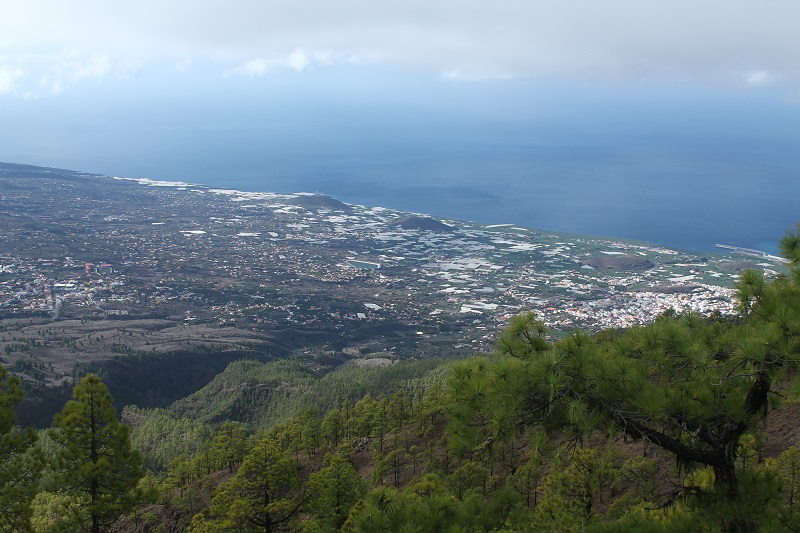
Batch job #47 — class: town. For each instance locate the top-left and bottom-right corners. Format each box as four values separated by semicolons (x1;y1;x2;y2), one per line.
0;163;784;396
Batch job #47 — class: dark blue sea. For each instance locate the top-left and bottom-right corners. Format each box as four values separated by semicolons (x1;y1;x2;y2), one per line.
8;136;800;255
78;122;799;255
3;79;799;255
109;140;798;255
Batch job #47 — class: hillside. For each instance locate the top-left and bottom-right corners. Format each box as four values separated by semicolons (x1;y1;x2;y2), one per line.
2;162;785;429
387;216;454;232
2;164;799;531
118;226;800;531
3;221;800;531
118;256;800;531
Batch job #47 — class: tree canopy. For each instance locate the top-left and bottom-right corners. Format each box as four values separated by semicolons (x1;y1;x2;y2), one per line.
0;364;44;532
3;224;800;531
50;374;144;533
447;224;800;531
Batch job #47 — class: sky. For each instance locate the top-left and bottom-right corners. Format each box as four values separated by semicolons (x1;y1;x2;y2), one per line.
1;1;799;250
2;0;800;94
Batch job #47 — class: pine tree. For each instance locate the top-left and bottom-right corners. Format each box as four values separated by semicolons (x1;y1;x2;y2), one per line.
308;453;365;531
0;363;44;532
50;374;143;532
196;436;306;532
210;421;248;473
447;223;800;532
321;407;344;449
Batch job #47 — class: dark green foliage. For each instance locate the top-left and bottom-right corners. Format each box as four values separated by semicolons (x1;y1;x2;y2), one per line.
192;436;306;532
49;374;144;532
124;405;214;472
308;453;366;531
440;224;800;531
452;303;797;498
168;357;447;431
7;224;800;533
343;474;515;532
532;446;623;530
0;364;45;532
780;222;800;267
210;421;249;473
342;483;462;532
0;364;25;435
169;360;319;426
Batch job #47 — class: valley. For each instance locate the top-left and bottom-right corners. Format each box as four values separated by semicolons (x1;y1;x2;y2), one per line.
0;162;785;424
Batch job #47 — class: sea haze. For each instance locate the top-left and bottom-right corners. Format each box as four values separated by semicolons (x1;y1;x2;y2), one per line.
2;72;798;254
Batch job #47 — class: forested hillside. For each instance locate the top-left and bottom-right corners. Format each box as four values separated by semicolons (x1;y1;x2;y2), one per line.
2;223;800;532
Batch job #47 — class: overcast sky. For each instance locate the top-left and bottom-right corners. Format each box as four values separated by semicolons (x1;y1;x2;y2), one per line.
2;0;800;97
3;0;799;186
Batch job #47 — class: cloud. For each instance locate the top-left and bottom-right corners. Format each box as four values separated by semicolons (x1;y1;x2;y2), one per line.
224;49;339;77
36;54;113;94
286;50;310;72
743;70;775;87
226;58;270;77
0;65;24;94
2;0;800;94
67;54;112;82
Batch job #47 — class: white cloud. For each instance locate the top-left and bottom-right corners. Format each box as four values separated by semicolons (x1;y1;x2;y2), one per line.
224;49;337;77
68;54;112;82
1;0;800;93
286;50;309;72
226;58;269;77
0;65;24;94
38;54;113;94
744;70;774;87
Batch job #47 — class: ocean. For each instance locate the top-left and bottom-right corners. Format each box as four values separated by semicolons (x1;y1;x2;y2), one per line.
3;85;799;255
119;135;800;255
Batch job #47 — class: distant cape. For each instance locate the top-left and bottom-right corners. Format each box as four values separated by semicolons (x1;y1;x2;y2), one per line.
282;194;352;211
388;216;454;232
